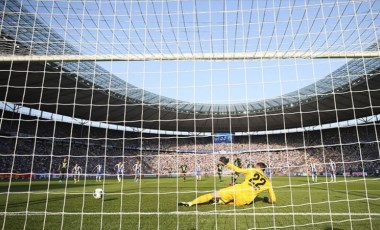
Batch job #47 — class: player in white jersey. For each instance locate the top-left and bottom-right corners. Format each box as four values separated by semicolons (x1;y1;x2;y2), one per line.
93;164;103;182
133;161;142;183
329;159;336;182
265;163;273;180
72;163;82;183
195;162;202;181
114;161;124;183
310;161;317;182
204;166;209;178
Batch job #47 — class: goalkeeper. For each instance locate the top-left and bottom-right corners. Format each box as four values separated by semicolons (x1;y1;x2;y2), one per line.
178;156;276;207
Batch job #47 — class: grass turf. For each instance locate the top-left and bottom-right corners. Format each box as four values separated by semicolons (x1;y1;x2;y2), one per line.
0;176;379;229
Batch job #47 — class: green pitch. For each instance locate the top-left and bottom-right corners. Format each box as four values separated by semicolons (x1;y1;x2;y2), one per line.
0;176;379;229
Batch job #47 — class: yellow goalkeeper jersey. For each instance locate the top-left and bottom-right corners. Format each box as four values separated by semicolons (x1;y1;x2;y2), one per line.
219;163;276;206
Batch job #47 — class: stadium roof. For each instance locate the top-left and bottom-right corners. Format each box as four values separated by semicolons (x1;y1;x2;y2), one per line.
1;0;380;132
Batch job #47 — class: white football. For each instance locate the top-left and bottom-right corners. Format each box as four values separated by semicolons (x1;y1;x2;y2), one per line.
93;188;103;199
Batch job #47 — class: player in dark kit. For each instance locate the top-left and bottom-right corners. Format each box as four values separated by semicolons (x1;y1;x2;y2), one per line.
58;158;68;183
231;154;242;185
246;162;254;168
180;163;188;181
168;167;173;178
217;163;224;182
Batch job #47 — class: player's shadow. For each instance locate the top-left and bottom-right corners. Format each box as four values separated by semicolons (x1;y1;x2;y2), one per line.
217;197;265;206
253;197;264;203
324;227;344;230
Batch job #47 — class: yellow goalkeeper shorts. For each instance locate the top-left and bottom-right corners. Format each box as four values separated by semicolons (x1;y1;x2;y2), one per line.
218;184;255;206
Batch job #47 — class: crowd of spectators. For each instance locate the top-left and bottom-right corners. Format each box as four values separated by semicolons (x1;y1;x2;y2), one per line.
0;111;379;177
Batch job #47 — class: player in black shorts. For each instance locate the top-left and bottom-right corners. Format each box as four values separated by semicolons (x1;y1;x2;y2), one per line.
246;162;254;168
168;167;173;178
58;158;68;183
231;154;242;185
216;163;224;182
180;163;188;181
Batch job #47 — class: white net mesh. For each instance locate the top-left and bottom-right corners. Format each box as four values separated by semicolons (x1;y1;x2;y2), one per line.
0;0;379;229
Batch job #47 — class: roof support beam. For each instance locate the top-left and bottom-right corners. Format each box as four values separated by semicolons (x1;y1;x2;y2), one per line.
1;51;379;62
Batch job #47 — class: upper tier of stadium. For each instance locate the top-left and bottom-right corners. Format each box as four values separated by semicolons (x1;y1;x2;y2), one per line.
0;0;380;132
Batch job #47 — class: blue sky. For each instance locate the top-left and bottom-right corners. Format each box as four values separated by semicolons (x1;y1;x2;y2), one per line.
99;58;346;104
26;0;379;104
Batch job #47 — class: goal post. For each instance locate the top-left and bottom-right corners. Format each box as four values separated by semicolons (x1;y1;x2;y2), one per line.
1;51;380;62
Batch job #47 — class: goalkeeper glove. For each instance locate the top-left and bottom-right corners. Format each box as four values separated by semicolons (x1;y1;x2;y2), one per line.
219;157;229;165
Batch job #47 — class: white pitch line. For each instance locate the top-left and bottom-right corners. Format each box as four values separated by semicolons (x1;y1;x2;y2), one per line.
0;212;379;216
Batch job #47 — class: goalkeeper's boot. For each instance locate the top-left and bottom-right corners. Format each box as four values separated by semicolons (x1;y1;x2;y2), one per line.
178;202;192;207
209;198;223;205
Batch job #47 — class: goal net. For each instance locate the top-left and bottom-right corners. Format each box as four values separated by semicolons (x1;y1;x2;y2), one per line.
0;0;379;229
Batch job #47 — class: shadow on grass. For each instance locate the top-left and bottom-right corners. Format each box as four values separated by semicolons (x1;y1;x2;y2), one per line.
102;197;118;202
324;227;344;230
179;196;267;207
